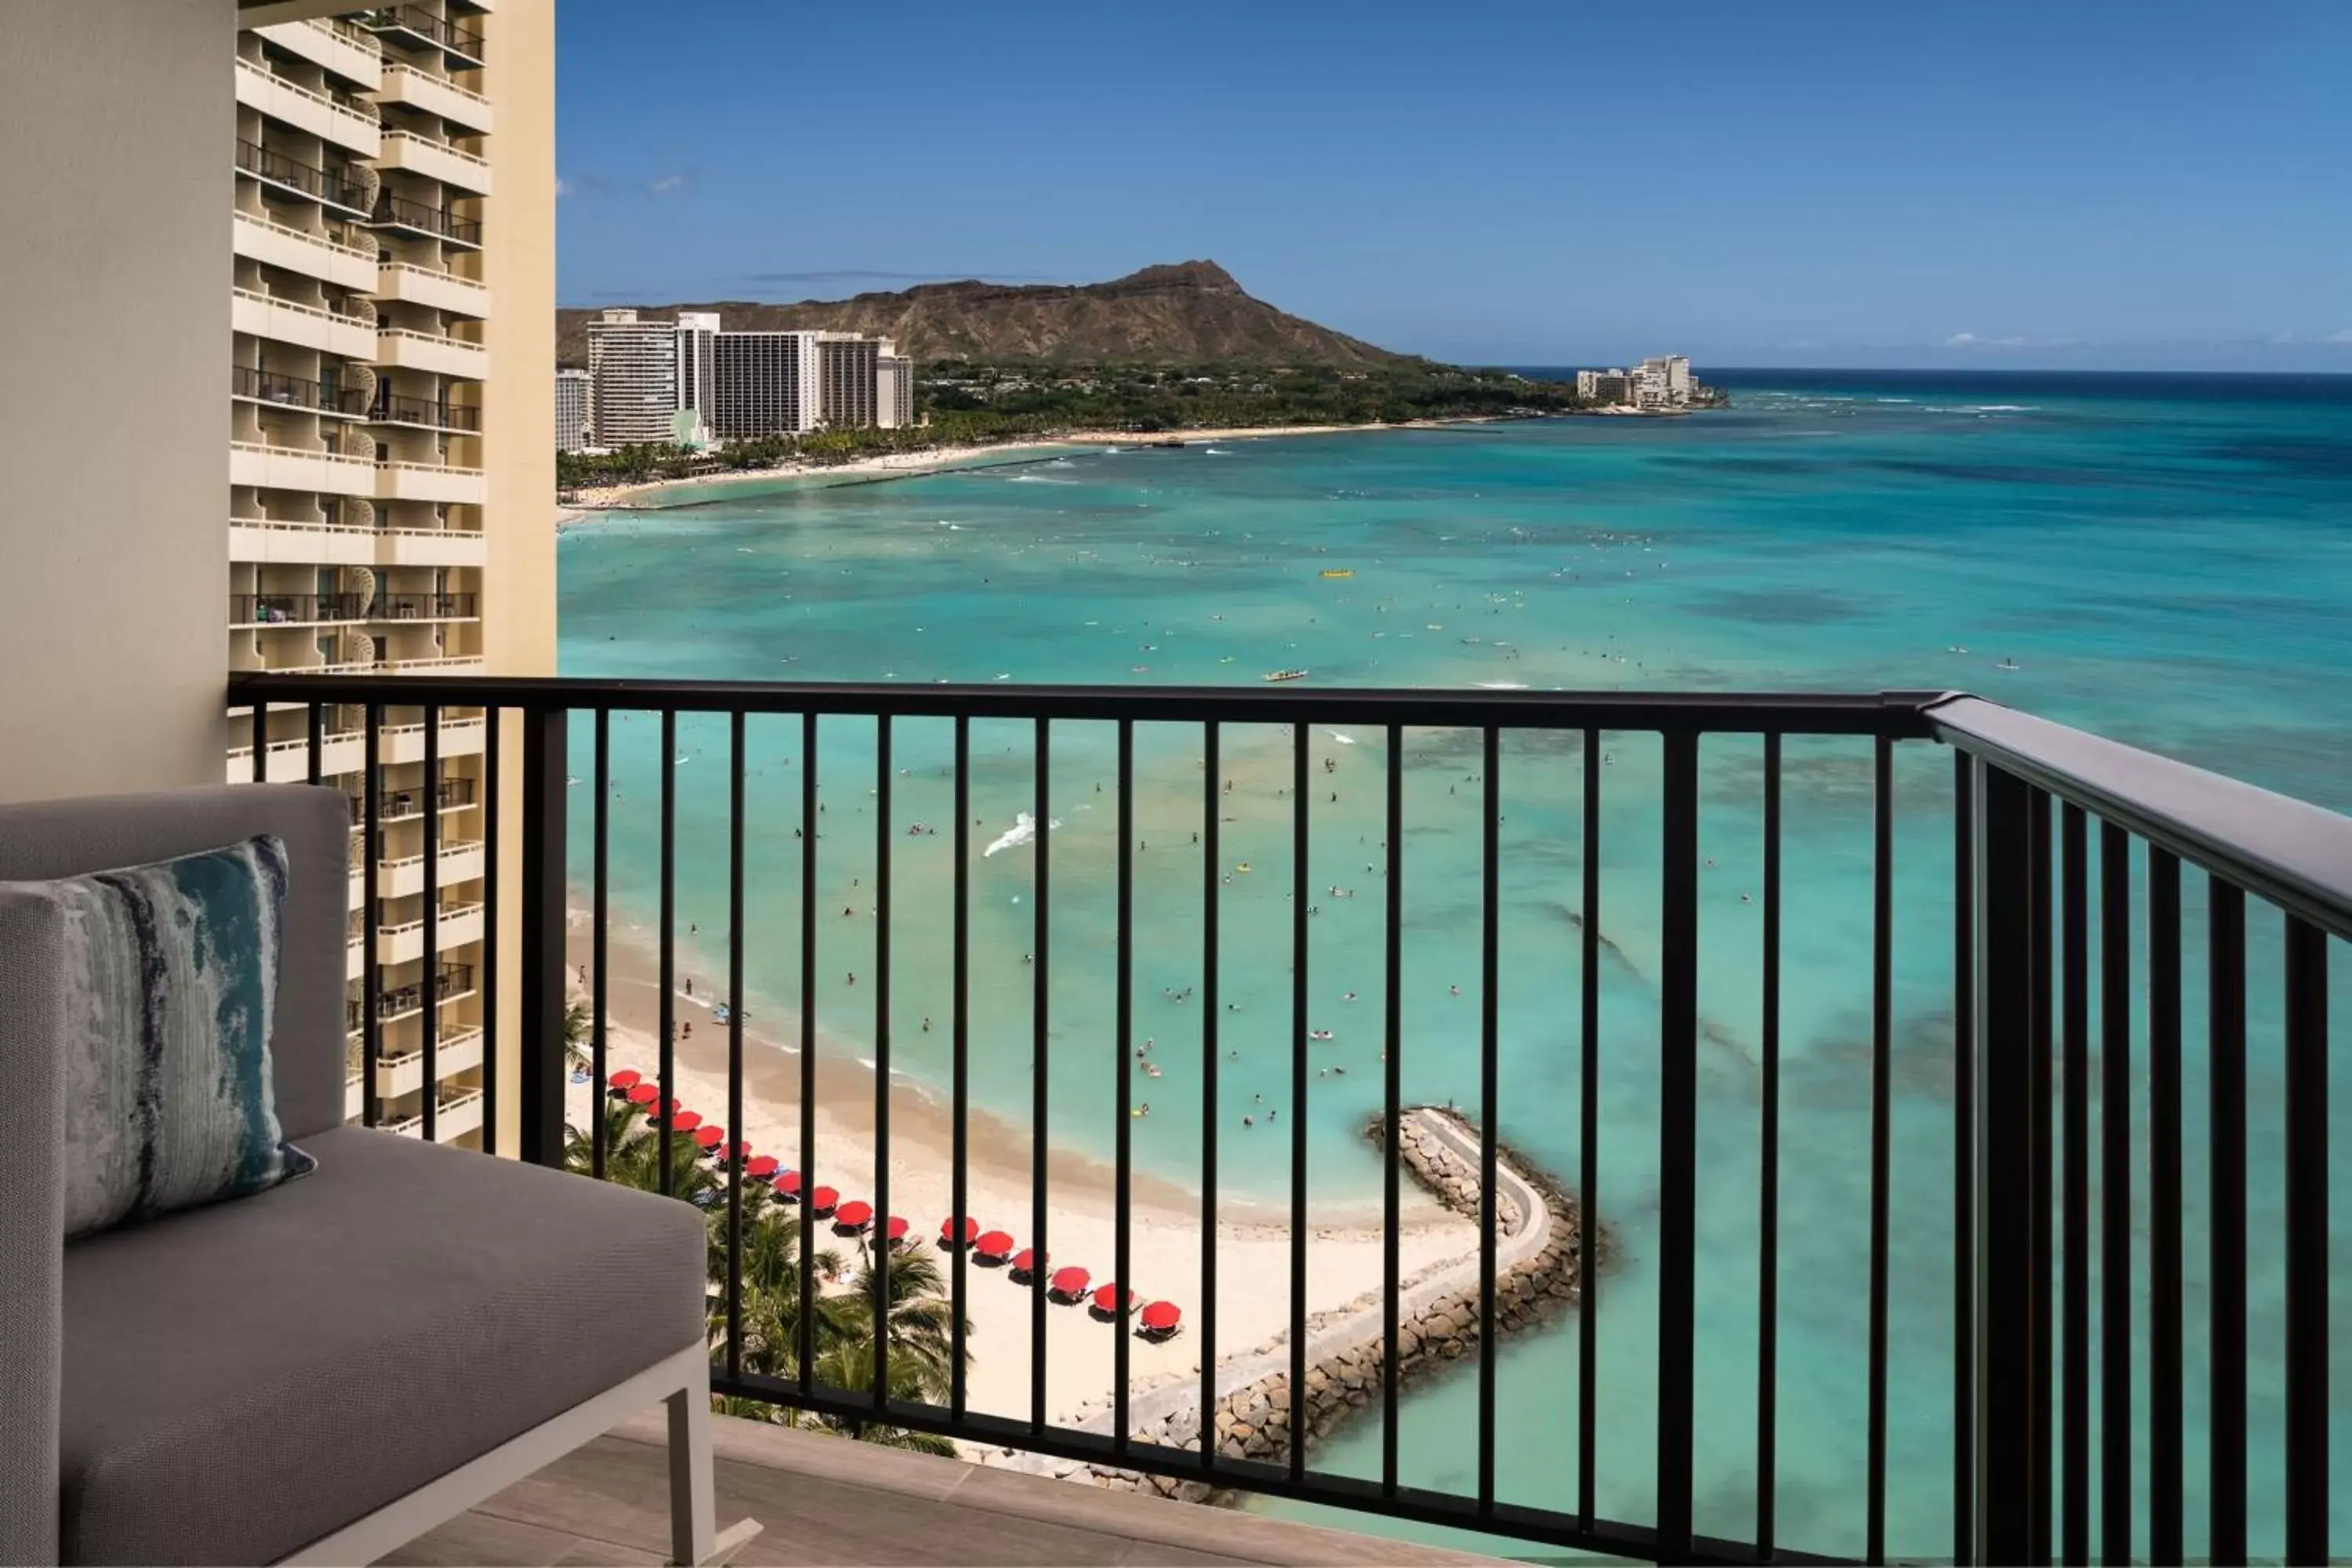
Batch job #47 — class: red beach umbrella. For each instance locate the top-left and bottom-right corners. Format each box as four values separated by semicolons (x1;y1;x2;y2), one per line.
608;1069;641;1091
1139;1300;1181;1332
810;1185;840;1213
884;1216;909;1243
729;1141;754;1160
693;1126;724;1150
1011;1247;1047;1274
1091;1284;1136;1315
941;1217;978;1246
670;1110;702;1134
1050;1266;1090;1297
834;1200;874;1228
775;1171;801;1196
626;1083;659;1105
745;1156;781;1178
975;1230;1015;1259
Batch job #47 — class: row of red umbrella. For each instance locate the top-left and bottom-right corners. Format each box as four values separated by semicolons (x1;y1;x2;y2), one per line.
937;1218;1182;1333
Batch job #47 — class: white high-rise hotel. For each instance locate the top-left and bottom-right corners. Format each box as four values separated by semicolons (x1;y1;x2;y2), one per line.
229;2;556;1149
582;310;909;443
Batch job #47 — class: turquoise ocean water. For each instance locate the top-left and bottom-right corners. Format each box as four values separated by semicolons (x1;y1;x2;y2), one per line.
561;370;2352;1559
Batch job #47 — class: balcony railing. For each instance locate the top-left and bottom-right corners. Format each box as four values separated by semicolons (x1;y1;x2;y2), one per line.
347;962;477;1033
228;670;2348;1566
232;364;372;418
359;4;487;64
235;137;369;215
368;192;482;246
230;592;369;626
350;776;478;826
370;391;482;431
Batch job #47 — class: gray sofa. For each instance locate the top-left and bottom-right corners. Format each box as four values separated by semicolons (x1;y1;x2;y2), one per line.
0;786;717;1566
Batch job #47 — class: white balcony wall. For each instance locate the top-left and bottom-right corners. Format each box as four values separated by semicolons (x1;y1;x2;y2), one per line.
376;263;492;319
382;528;489;568
229;519;381;566
376;462;488;506
234;58;381;155
374;62;494;133
253;20;383;90
233;288;376;360
381;717;487;765
232;441;378;497
232;211;377;292
377;328;491;379
376;129;492;194
376;840;488;899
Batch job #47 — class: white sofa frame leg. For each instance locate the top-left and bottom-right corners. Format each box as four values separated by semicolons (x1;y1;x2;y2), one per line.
667;1359;716;1567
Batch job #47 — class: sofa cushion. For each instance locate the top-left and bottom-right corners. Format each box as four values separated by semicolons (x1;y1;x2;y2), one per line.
26;835;312;1238
60;1127;708;1566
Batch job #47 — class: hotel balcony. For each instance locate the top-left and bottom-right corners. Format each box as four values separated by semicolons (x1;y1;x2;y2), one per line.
230;364;372;420
351;775;477;830
229;437;377;497
231;210;378;292
233;57;382;156
347;963;478;1035
373;60;495;134
376;128;494;195
360;4;488;68
373;837;488;901
231;286;378;361
251;18;384;93
375;325;490;380
229;591;369;630
376;459;488;506
369;390;484;434
235;137;373;221
388;1085;486;1142
347;900;485;979
368;192;483;249
230;516;488;569
226;710;485;786
347;1024;485;1120
376;259;492;318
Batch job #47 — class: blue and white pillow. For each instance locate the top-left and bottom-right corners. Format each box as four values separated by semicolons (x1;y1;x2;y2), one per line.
49;835;314;1238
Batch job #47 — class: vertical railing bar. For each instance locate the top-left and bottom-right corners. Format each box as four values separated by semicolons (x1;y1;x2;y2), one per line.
2282;914;2329;1568
1866;734;1893;1564
1112;718;1134;1456
2060;804;2090;1566
657;709;677;1197
1757;731;1783;1558
307;702;323;784
1577;725;1600;1528
421;702;440;1142
873;717;892;1412
2028;789;2053;1563
950;715;971;1421
590;709;609;1179
1655;729;1699;1558
1201;720;1221;1471
1951;751;1975;1567
1381;721;1403;1497
482;705;501;1156
251;698;267;782
2147;845;2183;1568
726;710;746;1381
1288;720;1310;1482
2097;822;2130;1567
2206;877;2246;1566
361;703;382;1127
797;711;818;1397
1031;715;1051;1435
1478;726;1501;1512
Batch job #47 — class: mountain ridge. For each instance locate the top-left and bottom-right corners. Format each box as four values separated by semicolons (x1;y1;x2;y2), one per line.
556;261;1426;369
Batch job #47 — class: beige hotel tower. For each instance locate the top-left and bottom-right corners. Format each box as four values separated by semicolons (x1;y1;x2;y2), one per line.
226;0;556;1150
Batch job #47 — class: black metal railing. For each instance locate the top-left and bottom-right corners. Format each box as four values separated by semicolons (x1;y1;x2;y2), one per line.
230;671;2345;1566
349;776;477;828
360;4;486;63
371;392;482;431
233;364;372;418
372;593;479;620
347;962;476;1033
230;592;369;625
369;193;482;245
236;137;368;213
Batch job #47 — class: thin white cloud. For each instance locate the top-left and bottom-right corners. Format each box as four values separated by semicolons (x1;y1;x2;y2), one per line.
644;173;691;196
555;176;573;198
1944;332;1980;347
2326;328;2352;345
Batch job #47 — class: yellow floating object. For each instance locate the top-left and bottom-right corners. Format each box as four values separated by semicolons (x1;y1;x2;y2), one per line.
1319;568;1354;579
1237;862;1252;873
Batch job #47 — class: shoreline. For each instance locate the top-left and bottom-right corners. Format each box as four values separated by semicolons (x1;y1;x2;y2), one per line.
556;416;1513;518
564;908;1480;1428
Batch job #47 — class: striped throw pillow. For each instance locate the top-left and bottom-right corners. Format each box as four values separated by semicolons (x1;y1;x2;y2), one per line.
52;835;314;1238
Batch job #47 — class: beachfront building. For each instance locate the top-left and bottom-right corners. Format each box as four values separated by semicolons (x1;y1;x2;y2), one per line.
877;351;914;429
585;307;681;445
673;310;720;442
1580;357;1695;409
816;332;883;428
557;366;590;451
709;329;825;438
227;0;556;1149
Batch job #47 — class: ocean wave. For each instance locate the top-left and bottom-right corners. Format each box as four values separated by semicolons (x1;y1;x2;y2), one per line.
982;811;1062;857
1008;473;1078;485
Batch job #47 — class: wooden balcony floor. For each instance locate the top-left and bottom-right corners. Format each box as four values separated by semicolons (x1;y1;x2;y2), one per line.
383;1410;1508;1567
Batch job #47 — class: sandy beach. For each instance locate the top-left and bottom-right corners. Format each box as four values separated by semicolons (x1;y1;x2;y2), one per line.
563;911;1478;1432
557;418;1504;519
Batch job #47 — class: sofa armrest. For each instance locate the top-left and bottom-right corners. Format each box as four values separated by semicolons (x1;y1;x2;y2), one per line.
0;891;65;1566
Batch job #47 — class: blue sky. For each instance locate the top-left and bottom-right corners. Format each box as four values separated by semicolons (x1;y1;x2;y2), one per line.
556;0;2352;370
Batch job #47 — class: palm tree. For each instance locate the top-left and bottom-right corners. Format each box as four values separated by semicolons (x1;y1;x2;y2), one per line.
836;1246;967;1403
564;1097;720;1205
562;997;592;1073
706;1192;858;1379
804;1342;958;1457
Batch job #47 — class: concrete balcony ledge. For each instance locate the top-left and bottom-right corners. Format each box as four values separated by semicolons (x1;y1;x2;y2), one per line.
376;261;492;319
234;57;381;155
230;441;379;498
377;128;493;194
231;211;377;292
376;327;491;379
374;60;494;133
376;459;488;506
230;517;488;568
252;19;383;91
232;286;377;360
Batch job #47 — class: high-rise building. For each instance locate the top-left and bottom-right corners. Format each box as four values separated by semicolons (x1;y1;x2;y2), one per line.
585;308;679;445
815;333;880;428
876;353;913;430
228;2;556;1151
673;311;720;442
709;330;822;439
556;368;590;452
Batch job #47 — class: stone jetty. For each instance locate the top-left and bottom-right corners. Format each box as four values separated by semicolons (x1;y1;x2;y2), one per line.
982;1105;1609;1501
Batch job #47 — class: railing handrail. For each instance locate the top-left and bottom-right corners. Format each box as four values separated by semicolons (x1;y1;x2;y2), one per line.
230;437;374;466
376;459;487;477
235;136;368;212
234;209;376;262
379;57;491;106
379;259;488;290
369;192;482;244
224;673;1954;735
232;285;373;328
379;125;491;169
378;325;485;348
1929;693;2352;940
371;393;482;431
361;4;486;63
